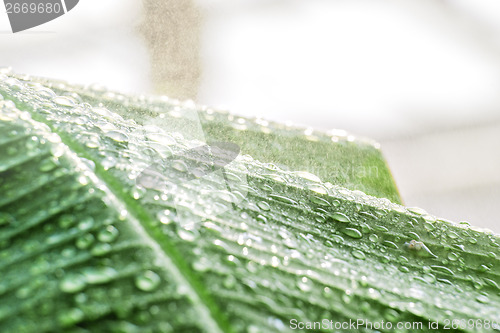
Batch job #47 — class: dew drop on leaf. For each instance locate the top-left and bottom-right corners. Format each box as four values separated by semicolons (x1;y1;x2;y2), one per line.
91;243;112;256
447;252;459;261
297;277;313;292
476;294;489;304
52;96;76;108
343;228;363;239
105;130;129;143
83;266;117;284
97;225;119;243
77;217;94;231
330;212;351;223
352;250;366;260
256;201;270;211
135;270;161;292
75;233;94;250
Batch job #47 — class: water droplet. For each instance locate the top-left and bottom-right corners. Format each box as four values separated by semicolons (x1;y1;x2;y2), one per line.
76;233;94;249
39;158;58;172
483;278;499;290
5;77;23;90
33;86;56;98
384;309;400;322
398;266;410;273
101;156;117;170
476;294;489;304
430;265;454;276
373;225;389;232
423;273;436;283
407;207;427;216
343;228;363;239
269;194;297;206
309;195;331;207
271;256;280;267
131;186;146;200
407;232;420;240
297;277;313;292
330;234;344;243
329;212;351;223
98;225;119;243
352;250;366;260
467;237;478;244
91;243;112;256
177;228;198;242
146;132;176;145
172;160;188;172
135;270;161;292
383;241;398;249
368;234;379;243
60;274;87;293
307;184;327;195
405;240;437;258
447;252;459;261
83;266;117;284
156;209;174;225
342;292;352;304
424;222;435;232
257;201;270;211
106;130;129;143
478;264;490;272
360;223;371;233
78;217;94;231
52;96;76;107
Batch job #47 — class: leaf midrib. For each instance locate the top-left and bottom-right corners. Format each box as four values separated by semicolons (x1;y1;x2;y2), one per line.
8;98;234;333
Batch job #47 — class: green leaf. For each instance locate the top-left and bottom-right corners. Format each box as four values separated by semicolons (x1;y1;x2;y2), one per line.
10;73;402;204
0;74;499;333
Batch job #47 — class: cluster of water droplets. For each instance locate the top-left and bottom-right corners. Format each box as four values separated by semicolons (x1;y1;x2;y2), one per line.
1;71;499;331
0;83;226;332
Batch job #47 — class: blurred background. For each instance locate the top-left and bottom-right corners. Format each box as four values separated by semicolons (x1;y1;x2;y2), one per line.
1;0;499;232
